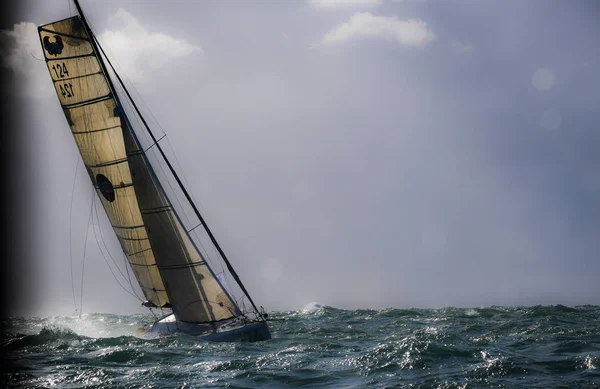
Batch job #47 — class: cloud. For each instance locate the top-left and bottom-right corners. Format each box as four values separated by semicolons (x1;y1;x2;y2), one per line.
97;8;202;82
0;10;202;98
309;0;382;10
450;39;473;54
313;13;435;48
0;22;55;98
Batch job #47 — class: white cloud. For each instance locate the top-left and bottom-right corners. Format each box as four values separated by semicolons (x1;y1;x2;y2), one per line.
0;10;202;98
0;22;55;98
309;0;382;10
98;8;202;82
450;39;473;54
314;12;435;48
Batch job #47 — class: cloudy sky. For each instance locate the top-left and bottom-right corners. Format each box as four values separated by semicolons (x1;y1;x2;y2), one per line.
2;0;599;317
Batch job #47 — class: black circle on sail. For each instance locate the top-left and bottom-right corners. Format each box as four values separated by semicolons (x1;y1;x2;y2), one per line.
96;174;116;202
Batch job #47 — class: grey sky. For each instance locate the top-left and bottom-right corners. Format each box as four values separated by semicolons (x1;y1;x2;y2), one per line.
3;0;599;317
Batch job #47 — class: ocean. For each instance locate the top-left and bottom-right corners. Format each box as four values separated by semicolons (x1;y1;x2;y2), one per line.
2;303;599;388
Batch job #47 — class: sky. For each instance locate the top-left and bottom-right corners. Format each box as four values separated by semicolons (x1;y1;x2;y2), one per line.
1;0;599;317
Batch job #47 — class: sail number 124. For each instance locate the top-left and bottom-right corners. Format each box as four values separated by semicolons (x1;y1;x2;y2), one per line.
52;62;69;78
59;83;75;98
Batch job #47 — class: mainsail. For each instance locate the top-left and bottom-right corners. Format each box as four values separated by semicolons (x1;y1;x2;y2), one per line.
38;16;241;323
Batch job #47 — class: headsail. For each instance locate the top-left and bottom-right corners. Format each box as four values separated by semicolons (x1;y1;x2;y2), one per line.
38;16;240;323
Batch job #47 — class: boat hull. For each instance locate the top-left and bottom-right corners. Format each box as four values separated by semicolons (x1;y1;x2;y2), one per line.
139;314;271;342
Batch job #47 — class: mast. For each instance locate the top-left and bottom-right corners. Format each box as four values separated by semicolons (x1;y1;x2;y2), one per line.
72;0;264;319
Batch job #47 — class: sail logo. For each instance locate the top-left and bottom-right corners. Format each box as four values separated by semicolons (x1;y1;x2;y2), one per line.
43;35;64;56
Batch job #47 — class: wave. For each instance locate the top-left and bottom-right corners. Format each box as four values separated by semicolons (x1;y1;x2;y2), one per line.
3;305;600;388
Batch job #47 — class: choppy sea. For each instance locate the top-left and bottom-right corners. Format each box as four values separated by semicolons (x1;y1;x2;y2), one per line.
2;303;599;388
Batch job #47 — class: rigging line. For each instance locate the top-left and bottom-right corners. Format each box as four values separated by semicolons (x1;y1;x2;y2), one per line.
186;226;218;272
122;252;140;303
80;187;95;318
188;223;202;233
69;156;80;313
213;244;225;272
115;70;166;137
144;134;167;152
30;52;45;62
163;136;205;208
92;198;143;300
117;75;154;152
91;201;144;302
92;199;130;283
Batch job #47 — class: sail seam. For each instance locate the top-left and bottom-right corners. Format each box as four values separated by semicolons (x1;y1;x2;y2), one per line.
140;206;173;215
130;262;159;267
87;157;128;168
72;124;121;135
128;248;153;256
63;94;112;109
158;260;207;270
94;182;133;190
112;224;145;230
52;70;103;83
46;53;96;62
116;235;149;241
39;27;89;41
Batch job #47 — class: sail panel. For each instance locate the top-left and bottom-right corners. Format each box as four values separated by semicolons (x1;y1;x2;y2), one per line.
72;125;124;165
141;210;240;322
47;56;100;82
96;186;142;226
40;18;93;60
53;73;110;106
174;219;240;321
39;16;168;308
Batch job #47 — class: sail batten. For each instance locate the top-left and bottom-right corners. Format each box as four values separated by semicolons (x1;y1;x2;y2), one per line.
39;15;241;323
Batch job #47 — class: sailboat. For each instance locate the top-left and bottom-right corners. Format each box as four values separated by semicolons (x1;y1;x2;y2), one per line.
37;1;271;342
